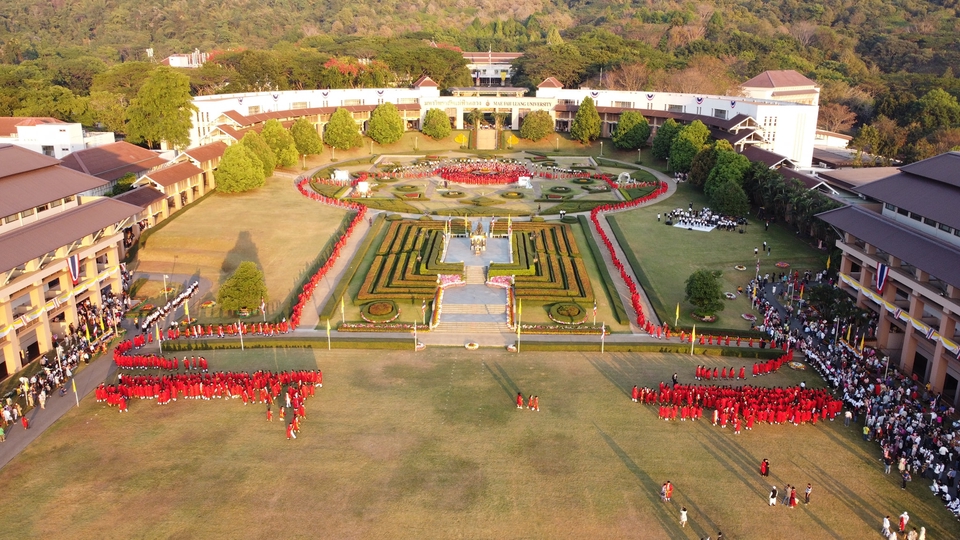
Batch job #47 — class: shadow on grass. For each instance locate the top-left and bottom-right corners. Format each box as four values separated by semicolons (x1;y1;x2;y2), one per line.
594;422;715;538
797;454;888;534
483;361;519;401
586;354;651;398
220;231;262;286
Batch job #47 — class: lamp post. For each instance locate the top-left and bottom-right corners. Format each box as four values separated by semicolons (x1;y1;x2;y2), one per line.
599;141;603;157
332;146;336;161
415;136;418;152
638;148;642;164
302;154;306;170
555;137;559;152
162;274;169;303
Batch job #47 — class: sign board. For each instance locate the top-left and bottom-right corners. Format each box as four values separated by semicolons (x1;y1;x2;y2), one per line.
455;134;467;145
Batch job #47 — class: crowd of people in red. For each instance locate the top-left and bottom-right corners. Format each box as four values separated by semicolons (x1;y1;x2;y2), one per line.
435;161;532;185
294;177;368;329
99;368;322;439
589;175;669;327
694;353;792;381
633;379;844;431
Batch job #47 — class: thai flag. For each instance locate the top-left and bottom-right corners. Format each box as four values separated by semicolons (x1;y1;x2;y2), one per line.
894;308;902;320
876;263;889;293
67;254;80;285
925;326;936;340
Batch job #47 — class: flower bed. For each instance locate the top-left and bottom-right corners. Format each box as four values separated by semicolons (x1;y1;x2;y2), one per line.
546;194;567;200
742;313;758;322
518;324;604;334
775;261;790;268
548;302;588;324
486;275;512;289
691;312;717;323
501;191;525;199
550;186;573;193
200;300;216;308
339;322;426;332
360;300;401;323
401;192;423;199
465;342;479;350
395;184;420;192
441;191;466;198
439;274;465;288
572;178;595;185
734;265;747;271
724;292;737;300
788;361;806;370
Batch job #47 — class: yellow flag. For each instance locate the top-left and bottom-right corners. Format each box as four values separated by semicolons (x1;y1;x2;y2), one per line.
675;302;680;326
326;319;331;337
690;324;696;355
184;301;190;320
72;378;77;394
98;313;105;333
859;333;865;352
156;325;161;343
85;323;91;342
826;255;831;270
845;325;851;343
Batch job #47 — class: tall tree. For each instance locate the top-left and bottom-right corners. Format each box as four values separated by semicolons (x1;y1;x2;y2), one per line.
612;110;651;150
817;103;857;133
367;102;404;145
216;144;266;194
260;119;299;167
290;118;323;156
668;120;710;172
421;108;452;140
324;108;362;150
711;180;750;217
651;118;681;161
916;88;960;134
570;96;601;144
519;110;554;141
87;91;127;133
125;67;196;149
217;261;268;312
684;269;725;317
241;132;276;176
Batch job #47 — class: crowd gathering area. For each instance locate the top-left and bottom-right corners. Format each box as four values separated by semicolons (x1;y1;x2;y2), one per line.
2;154;960;539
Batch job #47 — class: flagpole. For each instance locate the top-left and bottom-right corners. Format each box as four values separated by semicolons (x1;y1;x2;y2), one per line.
414;319;418;351
690;324;696;355
72;378;79;408
516;299;521;353
327;319;331;350
157;325;162;355
601;323;605;353
239;320;244;351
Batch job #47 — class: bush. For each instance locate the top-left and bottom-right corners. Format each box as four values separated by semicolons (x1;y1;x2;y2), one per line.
216;144;266;193
360;300;399;322
519;110;555;141
218;262;267;312
367;102;404;145
422;108;452;140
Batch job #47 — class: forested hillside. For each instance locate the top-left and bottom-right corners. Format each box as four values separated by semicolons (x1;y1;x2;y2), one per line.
1;0;959;162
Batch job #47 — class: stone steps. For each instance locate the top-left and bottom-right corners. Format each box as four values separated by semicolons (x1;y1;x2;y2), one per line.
441;304;505;315
464;266;486;285
432;321;510;334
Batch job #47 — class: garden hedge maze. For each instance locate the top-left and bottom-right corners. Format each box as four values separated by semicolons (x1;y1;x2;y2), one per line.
358;221;465;301
489;221;594;302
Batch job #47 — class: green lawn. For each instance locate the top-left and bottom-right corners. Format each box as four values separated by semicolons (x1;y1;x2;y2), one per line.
611;183;826;331
135;176;348;317
1;348;955;539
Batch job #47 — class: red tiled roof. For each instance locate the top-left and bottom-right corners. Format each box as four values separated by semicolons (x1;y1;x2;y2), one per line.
742;70;816;89
143;162;204;188
114;186;166;208
0;143;60;179
183;141;227;163
59;142;168;182
538;77;563;89
0;117;67;137
0;145;106;217
413;75;438;87
220;104;421;130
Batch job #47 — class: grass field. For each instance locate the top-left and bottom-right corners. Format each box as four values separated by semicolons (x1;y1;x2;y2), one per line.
611;183;826;331
135;176;348;314
1;348;955;539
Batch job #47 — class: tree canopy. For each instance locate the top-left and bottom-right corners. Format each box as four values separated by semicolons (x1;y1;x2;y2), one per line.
217;261;268;312
684;269;725;317
124;67;196;149
651;119;680;161
668;120;711;173
290;117;323;156
324;108;363;150
367;102;405;145
519;110;554;141
260;119;299;167
570;96;600;144
421;108;452;140
216;144;266;193
241;132;276;177
612;110;651;150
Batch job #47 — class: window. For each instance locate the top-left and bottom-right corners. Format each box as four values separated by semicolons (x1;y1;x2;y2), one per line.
559;99;578;105
667;104;684;113
909;212;922;221
713;109;727;120
51;199;62;208
247;106;261;115
291;102;308;110
923;217;938;227
3;214;17;224
37;204;49;212
343;99;362;106
763;116;778;143
65;195;75;203
41;145;54;157
613;101;633;108
897;207;909;216
20;208;35;218
884;203;896;211
398;98;418;104
939;223;953;233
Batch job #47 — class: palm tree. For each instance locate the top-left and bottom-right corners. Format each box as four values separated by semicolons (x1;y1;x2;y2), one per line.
466;109;483;130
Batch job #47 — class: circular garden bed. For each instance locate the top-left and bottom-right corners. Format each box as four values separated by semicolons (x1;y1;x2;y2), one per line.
550;186;573;194
548;302;588;324
361;300;400;323
501;191;525;199
561;215;579;223
691;312;717;323
394;185;420;192
442;191;467;198
572;178;595;185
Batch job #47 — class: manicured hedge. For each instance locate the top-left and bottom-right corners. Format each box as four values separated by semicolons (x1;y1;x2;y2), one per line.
519;342;785;357
159;337;416;351
319;213;386;320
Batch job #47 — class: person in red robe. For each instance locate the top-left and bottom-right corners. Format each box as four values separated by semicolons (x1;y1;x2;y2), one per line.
739;366;746;379
286;422;296;440
516;392;524;409
632;386;639;402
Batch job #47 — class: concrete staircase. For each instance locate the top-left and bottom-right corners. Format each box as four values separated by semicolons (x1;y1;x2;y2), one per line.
441;304;503;315
431;321;508;334
465;266;486;284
